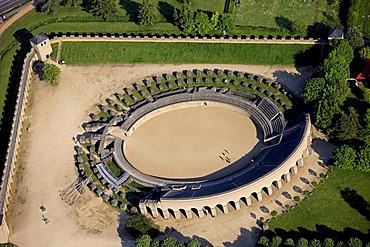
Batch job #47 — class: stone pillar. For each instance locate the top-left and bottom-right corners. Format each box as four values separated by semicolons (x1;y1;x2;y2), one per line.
198;209;205;218
222;205;229;214
267;186;273;196
284;173;291;182
276;180;283;189
234;201;241;210
246;197;252;205
256;191;263;201
174;210;181;219
297;158;304;167
185;210;193;219
292;166;298;175
139;204;147;215
162;210;169;219
303;147;309;157
210;207;217;217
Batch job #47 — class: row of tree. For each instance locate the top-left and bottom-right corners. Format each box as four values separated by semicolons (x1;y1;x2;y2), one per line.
332;144;370;171
257;236;368;247
135;235;202;247
173;5;235;34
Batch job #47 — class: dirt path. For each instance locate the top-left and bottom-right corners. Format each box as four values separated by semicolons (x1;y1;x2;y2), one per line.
8;63;314;247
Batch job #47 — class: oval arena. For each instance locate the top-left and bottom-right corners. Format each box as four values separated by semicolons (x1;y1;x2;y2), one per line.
76;69;312;220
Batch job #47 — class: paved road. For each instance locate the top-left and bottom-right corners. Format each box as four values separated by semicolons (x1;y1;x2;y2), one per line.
0;0;28;15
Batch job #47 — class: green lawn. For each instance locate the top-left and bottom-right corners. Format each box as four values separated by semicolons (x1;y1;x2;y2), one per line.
106;160;123;177
60;41;319;65
234;0;337;29
269;168;370;235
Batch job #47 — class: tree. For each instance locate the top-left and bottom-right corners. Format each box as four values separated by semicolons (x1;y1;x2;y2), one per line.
335;107;360;140
303;77;327;104
348;238;362;247
345;26;364;50
174;5;195;33
218;14;235;32
187;239;201;247
151;239;160;247
41;0;61;14
270;210;278;217
258;236;270;247
359;46;370;59
193;12;212;35
309;239;322;247
43;64;61;85
138;0;157;25
331;39;354;65
356;145;370;171
323;238;335;247
61;0;81;6
285;238;295;246
297;238;309;247
271;236;282;247
210;12;220;30
358;109;370;141
125;214;160;238
315;98;341;132
161;237;179;247
90;0;120;20
336;241;345;247
136;234;152;247
332;145;357;170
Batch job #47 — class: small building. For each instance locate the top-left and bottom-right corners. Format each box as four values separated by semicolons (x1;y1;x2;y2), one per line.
328;29;344;40
356;60;370;83
29;33;52;61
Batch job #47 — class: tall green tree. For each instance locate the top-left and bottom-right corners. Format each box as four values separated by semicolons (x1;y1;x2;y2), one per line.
42;64;61;85
193;12;212;35
303;77;327;104
358;109;370;141
332;145;357;170
323;239;335;247
218;14;236;32
258;236;270;247
136;234;152;247
356;145;370;171
138;0;157;25
315;98;341;132
297;238;309;247
125;214;160;238
61;0;81;6
41;0;61;14
187;239;201;247
174;5;195;33
335;107;360;140
271;236;282;247
161;237;180;247
345;26;364;50
90;0;120;20
348;238;363;247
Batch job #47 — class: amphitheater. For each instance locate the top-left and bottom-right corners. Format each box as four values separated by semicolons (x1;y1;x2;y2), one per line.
74;68;312;220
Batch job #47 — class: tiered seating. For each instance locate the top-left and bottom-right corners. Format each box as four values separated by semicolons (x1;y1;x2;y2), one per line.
256;98;280;121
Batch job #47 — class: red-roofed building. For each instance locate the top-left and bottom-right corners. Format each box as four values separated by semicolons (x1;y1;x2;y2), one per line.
356;59;370;82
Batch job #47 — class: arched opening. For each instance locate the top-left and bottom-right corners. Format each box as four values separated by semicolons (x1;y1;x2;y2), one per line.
271;181;280;193
146;206;154;218
262;187;270;198
251;192;258;203
168;208;176;219
239;197;248;208
157;208;165;219
215;204;224;214
191;208;200;218
179;208;187;219
227;201;237;212
203;206;212;217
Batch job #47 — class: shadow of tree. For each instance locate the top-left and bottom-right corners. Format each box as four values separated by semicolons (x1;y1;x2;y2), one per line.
120;0;140;22
265;225;370;242
223;227;260;247
158;1;175;23
161;227;213;246
274;16;293;32
294;45;324;66
340;187;370;221
307;21;330;38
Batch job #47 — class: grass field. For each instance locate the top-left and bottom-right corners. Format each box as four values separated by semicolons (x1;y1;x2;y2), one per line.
234;0;337;30
60;41;319;65
268;168;370;236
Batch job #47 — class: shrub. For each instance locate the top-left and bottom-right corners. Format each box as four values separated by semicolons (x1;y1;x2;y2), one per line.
285;204;290;210
271;210;278;217
348;238;362;247
359;46;370;59
309;239;322;247
271;236;282;247
311;181;318;187
187;239;201;247
323;238;335;247
285;238;295;246
125;214;160;238
294;196;301;202
303;190;311;198
135;234;152;247
42;64;61;85
297;238;309;247
257;236;270;247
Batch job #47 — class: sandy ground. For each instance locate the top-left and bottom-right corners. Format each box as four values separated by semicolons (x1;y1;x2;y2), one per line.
125;106;260;180
8;63;314;247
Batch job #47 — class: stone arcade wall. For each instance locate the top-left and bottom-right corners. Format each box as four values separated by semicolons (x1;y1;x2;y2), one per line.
0;49;37;243
139;115;311;220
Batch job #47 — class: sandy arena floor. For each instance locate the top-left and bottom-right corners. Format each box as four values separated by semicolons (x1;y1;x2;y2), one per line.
125;106;261;181
7;63;313;247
